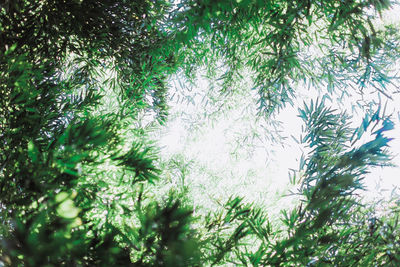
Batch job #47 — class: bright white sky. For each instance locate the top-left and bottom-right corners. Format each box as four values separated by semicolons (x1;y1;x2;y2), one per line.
157;4;400;216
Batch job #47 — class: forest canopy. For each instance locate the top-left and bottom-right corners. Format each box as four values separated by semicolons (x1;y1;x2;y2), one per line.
1;0;400;266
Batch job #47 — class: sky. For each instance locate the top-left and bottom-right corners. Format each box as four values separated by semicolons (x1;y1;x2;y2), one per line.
156;4;400;215
158;76;400;215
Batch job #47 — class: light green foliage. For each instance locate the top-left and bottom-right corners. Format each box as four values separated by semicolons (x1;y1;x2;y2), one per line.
1;0;400;266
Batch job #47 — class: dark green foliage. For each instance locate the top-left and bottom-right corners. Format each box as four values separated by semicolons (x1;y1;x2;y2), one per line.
131;196;201;266
1;0;399;266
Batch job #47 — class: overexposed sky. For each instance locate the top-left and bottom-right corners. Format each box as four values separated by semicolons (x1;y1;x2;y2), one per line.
157;4;400;215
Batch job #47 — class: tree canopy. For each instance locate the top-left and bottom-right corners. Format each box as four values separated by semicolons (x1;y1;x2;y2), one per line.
1;0;400;266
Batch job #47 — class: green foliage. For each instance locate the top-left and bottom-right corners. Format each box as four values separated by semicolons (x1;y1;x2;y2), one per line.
1;0;399;266
170;0;400;114
204;102;399;266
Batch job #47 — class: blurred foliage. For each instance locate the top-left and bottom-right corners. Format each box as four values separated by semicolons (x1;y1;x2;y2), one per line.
1;0;400;266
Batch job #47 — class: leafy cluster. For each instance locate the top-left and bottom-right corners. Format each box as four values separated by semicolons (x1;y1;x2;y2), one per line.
1;0;399;266
170;0;400;113
198;101;399;266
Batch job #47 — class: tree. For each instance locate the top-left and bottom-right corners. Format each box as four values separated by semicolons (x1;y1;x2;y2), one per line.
0;0;399;266
208;100;398;266
169;0;400;113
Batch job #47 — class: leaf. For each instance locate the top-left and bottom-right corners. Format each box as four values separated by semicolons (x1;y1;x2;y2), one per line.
55;192;69;203
57;199;80;219
28;140;39;163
